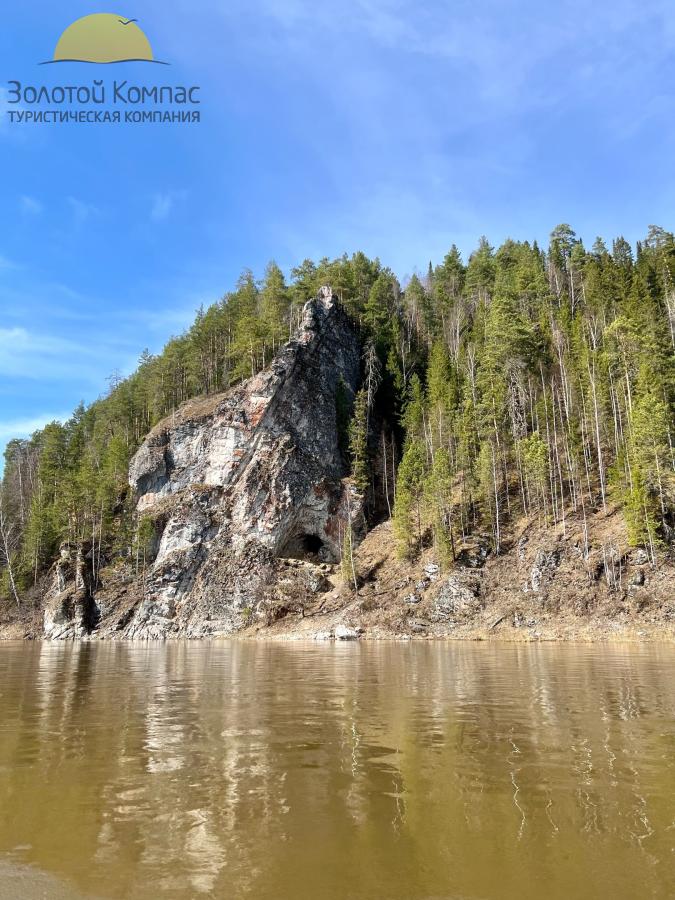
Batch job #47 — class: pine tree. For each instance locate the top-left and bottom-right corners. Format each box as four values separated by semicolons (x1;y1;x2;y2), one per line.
426;341;457;452
393;439;428;559
364;273;394;348
348;389;370;492
260;261;290;357
401;374;426;446
425;449;455;567
625;367;674;551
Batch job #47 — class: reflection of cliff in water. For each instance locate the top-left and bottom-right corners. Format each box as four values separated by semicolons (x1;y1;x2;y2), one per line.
0;642;673;899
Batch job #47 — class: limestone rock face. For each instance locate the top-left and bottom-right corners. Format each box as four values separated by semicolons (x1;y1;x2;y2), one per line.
43;542;99;639
116;288;361;638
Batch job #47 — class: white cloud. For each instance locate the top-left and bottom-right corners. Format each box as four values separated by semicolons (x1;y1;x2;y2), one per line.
67;196;100;224
0;412;73;470
131;303;202;333
0;326;125;382
20;195;43;216
0;412;71;444
151;190;186;223
151;193;173;222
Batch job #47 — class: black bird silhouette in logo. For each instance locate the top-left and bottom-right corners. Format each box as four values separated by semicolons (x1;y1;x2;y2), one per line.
118;18;138;26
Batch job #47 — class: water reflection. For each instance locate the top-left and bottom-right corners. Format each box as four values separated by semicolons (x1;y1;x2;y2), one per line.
0;641;673;899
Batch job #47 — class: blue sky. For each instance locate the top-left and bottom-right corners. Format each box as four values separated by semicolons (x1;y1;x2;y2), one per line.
1;0;675;460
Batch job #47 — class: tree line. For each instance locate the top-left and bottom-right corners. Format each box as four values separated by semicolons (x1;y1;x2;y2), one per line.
1;226;674;605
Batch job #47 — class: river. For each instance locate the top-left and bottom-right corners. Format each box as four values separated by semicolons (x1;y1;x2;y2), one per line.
0;641;673;899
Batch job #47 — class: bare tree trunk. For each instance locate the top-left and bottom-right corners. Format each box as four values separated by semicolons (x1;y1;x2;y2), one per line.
0;491;20;608
382;432;391;518
345;491;358;595
540;366;558;524
653;441;667;524
491;442;501;554
550;381;566;536
588;358;607;510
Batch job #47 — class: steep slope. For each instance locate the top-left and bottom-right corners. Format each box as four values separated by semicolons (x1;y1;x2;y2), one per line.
44;288;363;638
251;505;675;643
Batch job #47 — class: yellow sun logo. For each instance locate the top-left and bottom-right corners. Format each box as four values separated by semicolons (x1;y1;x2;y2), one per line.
45;13;166;64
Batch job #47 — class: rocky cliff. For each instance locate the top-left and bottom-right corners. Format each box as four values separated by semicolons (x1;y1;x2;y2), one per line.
44;288;364;639
35;285;675;644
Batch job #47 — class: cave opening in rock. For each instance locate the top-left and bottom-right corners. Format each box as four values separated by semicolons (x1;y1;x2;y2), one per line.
279;531;331;562
302;534;323;555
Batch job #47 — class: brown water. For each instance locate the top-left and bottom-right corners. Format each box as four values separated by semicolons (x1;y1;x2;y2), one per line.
0;642;673;900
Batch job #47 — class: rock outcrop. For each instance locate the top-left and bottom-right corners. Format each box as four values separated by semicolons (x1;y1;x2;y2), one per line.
46;288;363;639
43;542;99;639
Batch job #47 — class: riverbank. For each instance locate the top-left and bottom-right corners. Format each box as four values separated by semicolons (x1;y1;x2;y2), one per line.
238;505;675;643
2;504;673;643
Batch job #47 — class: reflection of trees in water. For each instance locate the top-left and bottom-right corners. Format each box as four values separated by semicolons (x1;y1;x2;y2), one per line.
0;642;672;898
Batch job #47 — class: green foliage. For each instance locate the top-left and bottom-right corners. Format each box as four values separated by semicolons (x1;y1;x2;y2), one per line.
401;374;426;443
335;376;351;459
260;261;290;353
477;441;498;537
348;389;370;492
623;368;674;549
518;431;549;514
393;439;428;559
364;273;395;347
425;449;455;567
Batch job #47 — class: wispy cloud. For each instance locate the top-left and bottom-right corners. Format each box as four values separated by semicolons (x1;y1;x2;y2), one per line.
67;196;100;224
131;304;202;333
151;190;186;223
20;195;43;216
0;412;71;444
0;326;128;382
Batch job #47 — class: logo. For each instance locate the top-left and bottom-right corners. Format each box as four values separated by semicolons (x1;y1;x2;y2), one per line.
43;13;167;65
6;13;202;127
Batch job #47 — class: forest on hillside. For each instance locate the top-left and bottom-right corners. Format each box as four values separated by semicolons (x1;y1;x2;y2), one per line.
1;224;674;607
